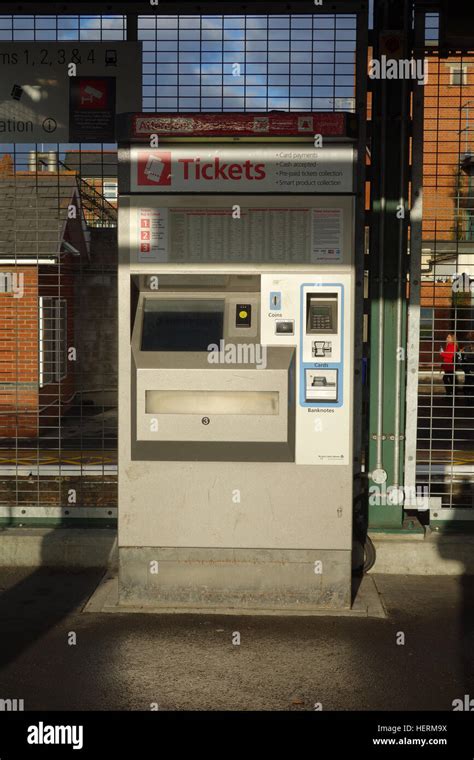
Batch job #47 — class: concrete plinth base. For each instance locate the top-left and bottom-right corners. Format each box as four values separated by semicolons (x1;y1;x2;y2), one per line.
369;530;474;575
117;547;352;611
0;528;117;568
85;569;386;617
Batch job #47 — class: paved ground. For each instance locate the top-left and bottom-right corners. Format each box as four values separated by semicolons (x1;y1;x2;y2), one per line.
0;569;473;711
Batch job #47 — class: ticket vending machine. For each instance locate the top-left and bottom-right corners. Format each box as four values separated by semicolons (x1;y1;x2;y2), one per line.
117;112;357;611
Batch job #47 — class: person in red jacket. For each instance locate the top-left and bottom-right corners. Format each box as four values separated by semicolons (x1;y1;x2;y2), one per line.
440;333;458;396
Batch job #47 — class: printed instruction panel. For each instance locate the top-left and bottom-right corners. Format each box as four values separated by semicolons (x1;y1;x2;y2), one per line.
132;206;346;265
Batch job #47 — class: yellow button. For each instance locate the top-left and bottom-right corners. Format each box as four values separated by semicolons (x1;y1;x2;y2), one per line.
239;310;248;319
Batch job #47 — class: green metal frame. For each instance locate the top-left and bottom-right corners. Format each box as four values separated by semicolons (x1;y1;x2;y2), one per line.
367;0;412;529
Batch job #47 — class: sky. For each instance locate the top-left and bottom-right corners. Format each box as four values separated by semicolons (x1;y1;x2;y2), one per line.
0;13;357;113
0;9;439;157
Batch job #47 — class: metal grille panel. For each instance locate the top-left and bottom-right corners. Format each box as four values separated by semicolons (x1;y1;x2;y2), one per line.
138;14;356;112
0;9;364;521
409;11;474;517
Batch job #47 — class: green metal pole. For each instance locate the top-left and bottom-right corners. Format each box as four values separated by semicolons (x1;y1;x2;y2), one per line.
367;0;412;529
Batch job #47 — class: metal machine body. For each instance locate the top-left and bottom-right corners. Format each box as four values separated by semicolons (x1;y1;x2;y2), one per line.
117;112;357;611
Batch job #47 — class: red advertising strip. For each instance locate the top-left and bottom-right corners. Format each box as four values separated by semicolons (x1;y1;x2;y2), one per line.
129;112;354;139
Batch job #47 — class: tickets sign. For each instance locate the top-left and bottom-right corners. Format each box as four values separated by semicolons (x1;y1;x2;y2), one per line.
129;144;354;194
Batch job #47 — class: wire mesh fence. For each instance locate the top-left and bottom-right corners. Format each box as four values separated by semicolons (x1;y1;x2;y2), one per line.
138;14;357;112
413;13;474;514
0;10;361;521
0;15;126;521
3;8;470;524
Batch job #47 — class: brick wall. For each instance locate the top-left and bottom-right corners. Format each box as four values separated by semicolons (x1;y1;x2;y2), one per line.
367;51;474;244
423;57;474;242
0;264;79;439
0;268;39;438
419;281;455;370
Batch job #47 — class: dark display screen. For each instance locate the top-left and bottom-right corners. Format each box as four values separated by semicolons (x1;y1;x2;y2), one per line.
141;299;224;352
